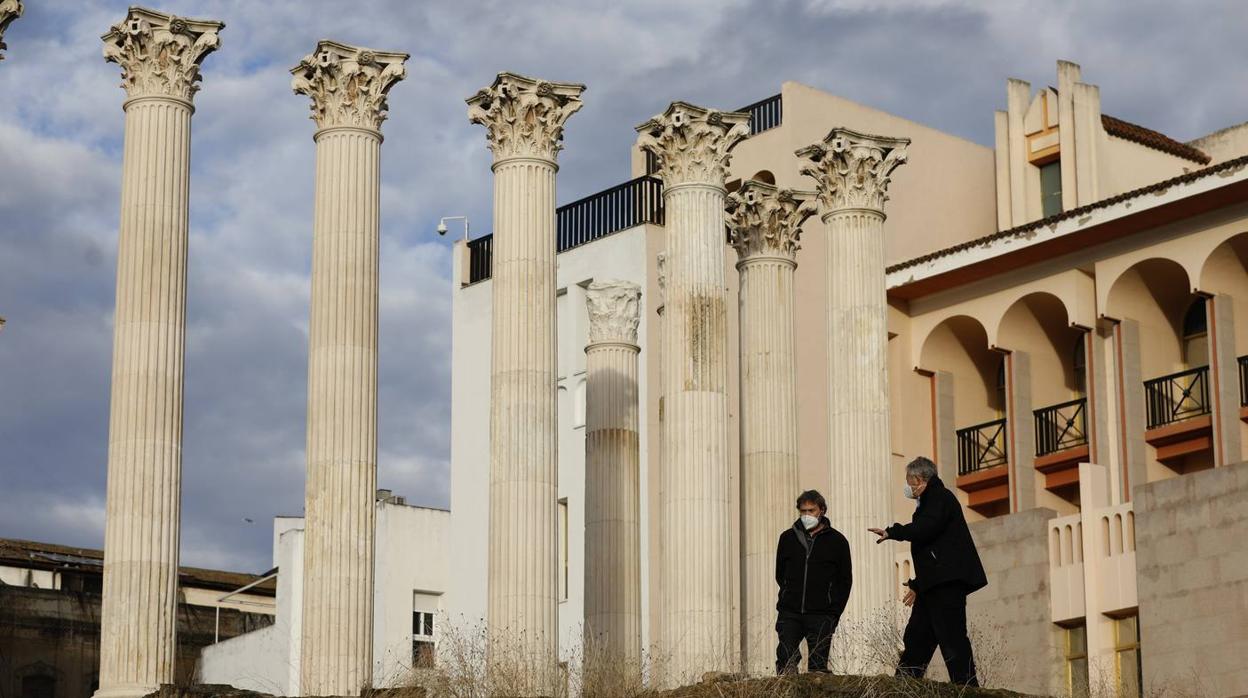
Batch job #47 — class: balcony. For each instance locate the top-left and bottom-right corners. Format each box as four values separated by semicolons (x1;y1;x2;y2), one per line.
955;418;1009;515
1143;365;1212;470
465;176;665;284
1034;398;1088;499
738;94;783;136
1048;501;1137;624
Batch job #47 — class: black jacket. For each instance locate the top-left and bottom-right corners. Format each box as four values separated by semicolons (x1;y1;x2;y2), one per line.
886;475;987;594
775;517;852;617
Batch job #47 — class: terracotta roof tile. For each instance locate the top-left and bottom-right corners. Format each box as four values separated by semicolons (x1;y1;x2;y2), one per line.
1101;114;1210;164
886;154;1248;276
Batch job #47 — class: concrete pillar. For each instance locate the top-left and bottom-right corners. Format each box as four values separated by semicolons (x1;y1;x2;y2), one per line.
467;72;584;685
0;0;22;61
95;10;222;698
992;111;1012;231
1112;319;1147;502
1056;60;1081;212
798;128;908;668
725;181;816;675
583;280;643;668
1073;82;1102;206
1006;79;1031;227
291;41;407;696
1207;294;1242;466
932;370;958;484
636;102;749;682
1005;350;1037;512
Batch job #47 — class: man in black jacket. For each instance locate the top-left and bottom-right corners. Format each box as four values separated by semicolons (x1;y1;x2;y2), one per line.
870;456;987;686
774;489;852;674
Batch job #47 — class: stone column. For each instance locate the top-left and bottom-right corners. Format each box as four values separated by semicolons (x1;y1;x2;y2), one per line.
583;280;643;669
96;10;222;698
798;128;908;664
636;103;749;682
725;181;816;675
467;72;584;684
291;41;407;696
0;0;22;61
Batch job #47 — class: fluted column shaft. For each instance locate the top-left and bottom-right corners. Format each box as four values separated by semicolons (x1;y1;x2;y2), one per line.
661;181;735;674
301;125;381;695
824;207;892;625
292;41;407;696
584;281;643;669
98;93;191;698
96;11;221;698
488;154;559;657
738;253;799;671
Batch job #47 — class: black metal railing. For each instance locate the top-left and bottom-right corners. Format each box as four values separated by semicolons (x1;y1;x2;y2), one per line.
1034;398;1088;457
1144;365;1210;429
557;175;664;252
956;418;1008;476
737;94;782;136
467;235;493;284
465;176;665;284
1239;355;1248;406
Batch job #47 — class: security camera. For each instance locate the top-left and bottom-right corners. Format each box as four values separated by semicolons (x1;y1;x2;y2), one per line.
436;221;448;236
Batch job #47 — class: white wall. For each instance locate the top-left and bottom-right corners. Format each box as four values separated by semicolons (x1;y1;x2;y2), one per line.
447;224;652;661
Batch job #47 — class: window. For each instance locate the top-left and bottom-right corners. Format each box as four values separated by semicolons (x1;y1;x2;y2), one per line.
1064;623;1089;698
412;593;439;670
558;498;569;601
1040;161;1063;218
1182;298;1208;366
1115;615;1142;698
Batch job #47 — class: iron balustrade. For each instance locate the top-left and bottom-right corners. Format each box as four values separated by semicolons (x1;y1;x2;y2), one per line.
1034;398;1088;457
1143;365;1210;429
956;418;1008;476
465;176;664;284
737;94;783;136
1239;355;1248;406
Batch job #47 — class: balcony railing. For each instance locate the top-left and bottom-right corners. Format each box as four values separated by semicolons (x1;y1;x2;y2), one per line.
737;93;782;136
465;176;664;284
1144;365;1210;429
957;418;1008;476
1034;398;1088;457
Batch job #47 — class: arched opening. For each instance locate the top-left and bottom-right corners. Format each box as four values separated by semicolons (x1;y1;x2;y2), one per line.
1199;231;1248;464
920;315;1008;516
997;292;1085;508
749;170;776;185
1106;258;1209;477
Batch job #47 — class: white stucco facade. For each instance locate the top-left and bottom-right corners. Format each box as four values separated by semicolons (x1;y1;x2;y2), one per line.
200;501;449;694
447;223;652;664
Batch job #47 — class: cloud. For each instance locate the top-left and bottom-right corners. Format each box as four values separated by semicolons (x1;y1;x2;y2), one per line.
0;0;1244;573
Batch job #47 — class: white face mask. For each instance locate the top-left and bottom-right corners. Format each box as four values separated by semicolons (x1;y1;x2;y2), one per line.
903;484;919;500
800;514;819;530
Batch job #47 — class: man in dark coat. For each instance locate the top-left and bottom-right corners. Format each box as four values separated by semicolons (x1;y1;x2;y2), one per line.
775;489;853;674
869;456;987;686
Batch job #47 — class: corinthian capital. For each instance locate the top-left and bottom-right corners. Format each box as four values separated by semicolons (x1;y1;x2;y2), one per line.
797;128;910;215
0;0;23;61
292;41;408;132
467;72;585;162
586;280;641;346
101;7;223;101
636;102;749;187
726;181;817;262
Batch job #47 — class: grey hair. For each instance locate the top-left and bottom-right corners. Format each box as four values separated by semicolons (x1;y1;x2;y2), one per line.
905;456;937;482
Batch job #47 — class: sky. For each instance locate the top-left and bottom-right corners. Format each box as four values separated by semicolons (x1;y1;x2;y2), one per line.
1;0;1245;574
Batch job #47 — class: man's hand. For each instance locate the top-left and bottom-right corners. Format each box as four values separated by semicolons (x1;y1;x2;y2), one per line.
903;588;916;607
868;527;889;544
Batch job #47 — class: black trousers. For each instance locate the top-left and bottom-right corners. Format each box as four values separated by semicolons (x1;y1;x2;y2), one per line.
776;611;837;674
896;582;978;685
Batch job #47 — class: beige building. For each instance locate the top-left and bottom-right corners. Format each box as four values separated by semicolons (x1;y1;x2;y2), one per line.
450;60;1248;695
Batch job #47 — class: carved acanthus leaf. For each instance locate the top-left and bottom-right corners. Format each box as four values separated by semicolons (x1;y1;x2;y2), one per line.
797;128;910;214
635;102;749;187
101;8;223;101
0;0;23;60
467;72;585;162
725;181;817;261
655;253;667;309
586;280;641;346
291;41;408;131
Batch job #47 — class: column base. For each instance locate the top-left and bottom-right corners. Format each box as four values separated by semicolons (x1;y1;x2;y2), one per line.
93;683;160;698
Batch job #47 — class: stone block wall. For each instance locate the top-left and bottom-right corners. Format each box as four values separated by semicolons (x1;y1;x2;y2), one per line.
1136;460;1248;696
